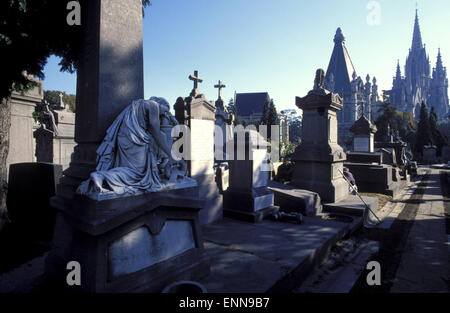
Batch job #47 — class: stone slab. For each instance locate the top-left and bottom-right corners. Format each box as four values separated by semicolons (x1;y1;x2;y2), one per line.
322;195;378;217
1;215;361;293
223;206;279;223
268;180;322;216
346;152;382;165
200;216;353;292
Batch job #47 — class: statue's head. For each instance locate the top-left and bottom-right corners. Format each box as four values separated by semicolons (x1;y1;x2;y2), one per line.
149;96;170;114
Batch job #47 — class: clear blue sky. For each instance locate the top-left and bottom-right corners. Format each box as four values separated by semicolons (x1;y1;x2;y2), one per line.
43;0;450;113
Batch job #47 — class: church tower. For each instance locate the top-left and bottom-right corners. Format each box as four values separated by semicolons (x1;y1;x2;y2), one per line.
429;49;449;118
404;9;431;117
388;9;449;120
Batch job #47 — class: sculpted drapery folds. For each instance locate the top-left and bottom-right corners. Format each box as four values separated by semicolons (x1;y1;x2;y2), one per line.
77;97;188;199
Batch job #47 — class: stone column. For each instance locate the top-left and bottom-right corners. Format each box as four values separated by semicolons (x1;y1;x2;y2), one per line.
291;69;348;203
58;0;144;199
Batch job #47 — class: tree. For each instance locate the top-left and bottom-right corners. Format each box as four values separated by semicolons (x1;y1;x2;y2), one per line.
374;101;416;154
0;0;151;231
415;102;432;157
44;90;76;112
260;99;279;139
226;98;238;126
288;116;302;144
429;107;448;155
374;102;397;141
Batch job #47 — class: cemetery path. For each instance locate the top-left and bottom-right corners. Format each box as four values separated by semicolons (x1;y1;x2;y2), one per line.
351;169;449;293
389;170;449;292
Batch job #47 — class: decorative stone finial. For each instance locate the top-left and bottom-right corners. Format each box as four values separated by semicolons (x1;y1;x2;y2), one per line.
314;68;325;90
334;27;345;44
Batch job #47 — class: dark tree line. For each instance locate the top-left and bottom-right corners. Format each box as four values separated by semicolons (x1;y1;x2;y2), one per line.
375;101;448;159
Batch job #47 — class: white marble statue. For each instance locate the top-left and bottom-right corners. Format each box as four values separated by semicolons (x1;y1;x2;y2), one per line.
77;97;194;200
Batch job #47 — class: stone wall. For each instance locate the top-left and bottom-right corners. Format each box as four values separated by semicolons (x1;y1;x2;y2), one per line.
6;80;43;178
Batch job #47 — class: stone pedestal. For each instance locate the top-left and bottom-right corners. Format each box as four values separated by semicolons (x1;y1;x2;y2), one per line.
46;187;210;293
223;132;279;222
291;71;348;204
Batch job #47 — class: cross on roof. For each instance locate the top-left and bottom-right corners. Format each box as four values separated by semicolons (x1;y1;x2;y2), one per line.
214;80;226;100
189;70;203;96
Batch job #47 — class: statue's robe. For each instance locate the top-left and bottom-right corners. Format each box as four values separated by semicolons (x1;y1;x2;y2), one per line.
78;99;164;196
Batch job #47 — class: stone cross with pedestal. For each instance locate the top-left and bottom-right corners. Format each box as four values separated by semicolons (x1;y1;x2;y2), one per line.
291;69;348;204
214;80;233;161
174;71;222;225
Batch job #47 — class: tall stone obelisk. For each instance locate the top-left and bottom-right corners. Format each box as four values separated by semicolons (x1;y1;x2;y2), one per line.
57;0;144;199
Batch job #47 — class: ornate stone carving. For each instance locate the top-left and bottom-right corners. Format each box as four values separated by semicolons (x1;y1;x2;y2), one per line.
77;97;195;200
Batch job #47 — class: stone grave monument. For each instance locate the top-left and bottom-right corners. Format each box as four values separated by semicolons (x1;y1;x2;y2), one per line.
33;97;76;169
173;71;222;225
213;80;233;195
45;0;209;293
291;69;348;203
223;130;279;222
6;77;43;175
345;117;405;197
213;80;233;161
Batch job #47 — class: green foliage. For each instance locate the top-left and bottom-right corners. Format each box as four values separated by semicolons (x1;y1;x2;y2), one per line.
288;117;302;144
0;0;152;101
415;102;432;156
375;101;416;148
44;90;76;112
280;140;296;159
260;99;279;139
226;98;238;126
429;107;448;154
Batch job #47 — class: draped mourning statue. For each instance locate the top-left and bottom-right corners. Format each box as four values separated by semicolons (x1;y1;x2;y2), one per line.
77;97;195;200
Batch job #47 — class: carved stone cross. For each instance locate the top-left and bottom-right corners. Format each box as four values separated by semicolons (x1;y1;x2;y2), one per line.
189;70;203;96
214;80;226;100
